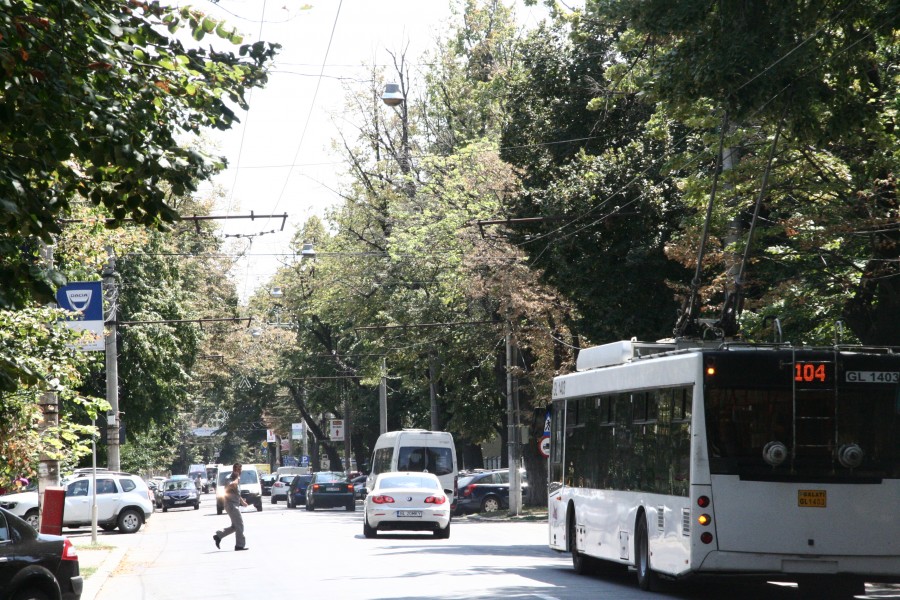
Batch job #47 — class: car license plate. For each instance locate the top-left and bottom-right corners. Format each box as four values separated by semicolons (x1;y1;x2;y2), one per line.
798;490;826;508
174;500;186;504
326;486;339;492
398;510;422;518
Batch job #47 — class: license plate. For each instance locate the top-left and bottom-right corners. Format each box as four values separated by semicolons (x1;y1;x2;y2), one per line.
326;486;339;492
798;490;826;508
174;500;186;504
398;510;422;518
846;371;900;383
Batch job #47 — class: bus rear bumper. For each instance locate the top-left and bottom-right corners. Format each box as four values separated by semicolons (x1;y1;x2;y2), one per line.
697;551;900;579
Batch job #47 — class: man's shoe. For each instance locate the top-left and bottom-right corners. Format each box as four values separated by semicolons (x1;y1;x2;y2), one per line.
213;535;221;549
235;546;249;551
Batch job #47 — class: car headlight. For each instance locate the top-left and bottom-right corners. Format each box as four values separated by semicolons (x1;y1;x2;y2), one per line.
0;502;16;509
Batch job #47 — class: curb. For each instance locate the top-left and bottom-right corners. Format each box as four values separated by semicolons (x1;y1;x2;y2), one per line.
81;545;128;600
464;511;548;522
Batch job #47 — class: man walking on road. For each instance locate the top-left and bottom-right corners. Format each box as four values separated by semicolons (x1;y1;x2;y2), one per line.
213;463;249;551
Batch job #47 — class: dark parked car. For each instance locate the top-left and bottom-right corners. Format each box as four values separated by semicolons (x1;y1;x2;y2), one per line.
160;478;200;512
260;474;276;497
0;507;83;600
286;474;312;508
351;475;368;500
305;472;355;511
454;469;527;515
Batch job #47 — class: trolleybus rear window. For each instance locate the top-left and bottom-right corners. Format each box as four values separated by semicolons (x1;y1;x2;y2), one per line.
704;351;900;481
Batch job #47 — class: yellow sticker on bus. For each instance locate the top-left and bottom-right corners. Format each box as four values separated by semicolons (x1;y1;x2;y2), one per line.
798;490;827;508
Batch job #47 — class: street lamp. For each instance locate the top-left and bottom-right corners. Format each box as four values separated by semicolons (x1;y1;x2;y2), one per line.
300;242;316;260
381;82;412;193
381;82;404;106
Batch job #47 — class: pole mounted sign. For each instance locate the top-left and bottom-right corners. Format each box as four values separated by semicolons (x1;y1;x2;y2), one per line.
56;281;104;351
539;408;551;458
330;419;344;441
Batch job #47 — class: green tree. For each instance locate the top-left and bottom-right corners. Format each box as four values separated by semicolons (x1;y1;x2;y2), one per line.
499;13;690;343
589;0;900;344
0;1;278;307
0;307;106;485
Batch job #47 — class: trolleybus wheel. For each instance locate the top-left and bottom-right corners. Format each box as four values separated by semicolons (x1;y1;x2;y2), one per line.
569;510;592;575
635;514;659;591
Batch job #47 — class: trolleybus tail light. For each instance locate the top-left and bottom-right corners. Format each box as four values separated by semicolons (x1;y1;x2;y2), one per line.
700;532;714;544
704;360;716;377
698;514;711;526
697;495;710;508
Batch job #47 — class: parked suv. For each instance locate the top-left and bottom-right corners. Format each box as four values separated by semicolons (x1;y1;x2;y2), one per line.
0;507;83;600
0;471;153;533
454;469;527;516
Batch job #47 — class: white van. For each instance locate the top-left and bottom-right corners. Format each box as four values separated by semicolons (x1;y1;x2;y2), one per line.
366;430;458;501
274;466;308;478
215;464;263;513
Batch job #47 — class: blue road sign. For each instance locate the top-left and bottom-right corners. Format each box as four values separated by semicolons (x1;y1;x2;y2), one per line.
57;281;103;321
56;281;104;351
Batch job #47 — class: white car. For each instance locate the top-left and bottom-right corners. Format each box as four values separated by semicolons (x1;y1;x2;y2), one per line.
270;474;296;504
363;471;451;539
0;472;153;533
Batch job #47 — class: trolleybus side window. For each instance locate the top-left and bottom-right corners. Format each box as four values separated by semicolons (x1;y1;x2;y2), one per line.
561;386;691;496
549;401;565;492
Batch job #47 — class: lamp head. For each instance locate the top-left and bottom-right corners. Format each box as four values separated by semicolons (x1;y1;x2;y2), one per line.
382;82;404;107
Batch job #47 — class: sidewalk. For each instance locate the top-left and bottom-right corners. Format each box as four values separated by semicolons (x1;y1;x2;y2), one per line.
69;532;129;600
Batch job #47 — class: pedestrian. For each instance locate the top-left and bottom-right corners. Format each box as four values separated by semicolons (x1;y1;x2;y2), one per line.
213;463;249;551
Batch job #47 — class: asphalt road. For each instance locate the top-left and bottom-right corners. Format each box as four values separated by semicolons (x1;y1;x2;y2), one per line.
77;494;897;600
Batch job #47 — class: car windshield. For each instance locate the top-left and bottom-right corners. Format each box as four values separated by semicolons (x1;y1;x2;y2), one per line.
396;446;454;476
315;472;345;483
166;480;194;491
217;469;258;485
457;476;474;488
379;476;438;490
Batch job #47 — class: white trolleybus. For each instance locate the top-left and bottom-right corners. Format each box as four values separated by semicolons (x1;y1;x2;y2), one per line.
548;339;899;598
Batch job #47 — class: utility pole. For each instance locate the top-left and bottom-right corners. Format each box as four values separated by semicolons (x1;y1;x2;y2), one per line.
379;358;387;434
103;249;121;471
37;242;60;514
506;333;521;515
428;352;439;431
342;378;352;474
37;392;60;522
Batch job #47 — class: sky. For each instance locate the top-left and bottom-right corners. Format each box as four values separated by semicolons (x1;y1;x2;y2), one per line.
189;0;559;303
